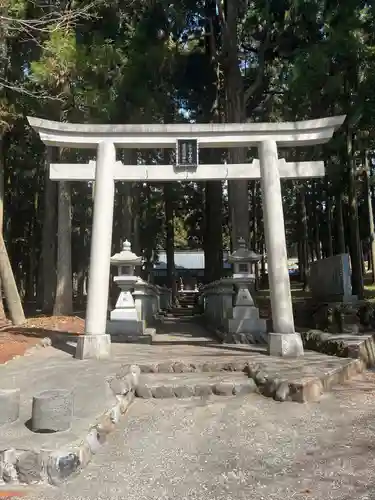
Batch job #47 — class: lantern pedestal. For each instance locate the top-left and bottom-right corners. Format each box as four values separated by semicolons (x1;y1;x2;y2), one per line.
224;277;267;344
107;276;145;337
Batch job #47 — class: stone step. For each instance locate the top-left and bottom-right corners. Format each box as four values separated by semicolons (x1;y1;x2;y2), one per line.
135;372;256;399
138;359;249;374
168;310;196;316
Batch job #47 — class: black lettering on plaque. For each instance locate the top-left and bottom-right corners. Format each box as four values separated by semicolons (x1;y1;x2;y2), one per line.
176;139;198;167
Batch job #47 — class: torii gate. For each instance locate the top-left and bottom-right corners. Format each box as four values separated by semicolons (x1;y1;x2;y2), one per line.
28;115;345;360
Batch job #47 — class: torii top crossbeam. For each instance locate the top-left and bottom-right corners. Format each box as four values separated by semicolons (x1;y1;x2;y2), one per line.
27;115;346;148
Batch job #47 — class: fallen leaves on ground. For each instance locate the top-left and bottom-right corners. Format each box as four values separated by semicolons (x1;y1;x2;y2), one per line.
0;315;85;365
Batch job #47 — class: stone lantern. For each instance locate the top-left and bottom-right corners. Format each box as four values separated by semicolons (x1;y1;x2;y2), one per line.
225;238;267;343
111;240;142;277
107;240;144;335
228;237;260;295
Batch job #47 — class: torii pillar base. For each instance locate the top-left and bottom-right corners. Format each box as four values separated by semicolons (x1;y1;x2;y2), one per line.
268;332;304;358
75;334;111;360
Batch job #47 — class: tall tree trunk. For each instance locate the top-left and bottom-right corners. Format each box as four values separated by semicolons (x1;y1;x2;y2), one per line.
42;147;57;313
0;1;9;320
26;192;38;302
313;183;321;260
0;136;4;237
364;149;375;283
222;0;250;249
251;180;260;277
75;213;88;308
0;233;25;325
120;182;132;244
115;150;134;249
346;127;363;298
297;184;309;289
164;183;176;303
142;184;153;282
0;135;6;320
326;182;334;257
204;179;223;282
53;180;73;315
132;184;141;257
335;192;346;255
251;181;258;249
203;3;224;282
299;186;309;289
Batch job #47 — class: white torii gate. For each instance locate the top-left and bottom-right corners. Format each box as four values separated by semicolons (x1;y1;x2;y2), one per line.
28;115;345;360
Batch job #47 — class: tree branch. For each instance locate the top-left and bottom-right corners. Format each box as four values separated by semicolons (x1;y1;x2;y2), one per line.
0;77;64;101
244;28;271;106
1;0;99;34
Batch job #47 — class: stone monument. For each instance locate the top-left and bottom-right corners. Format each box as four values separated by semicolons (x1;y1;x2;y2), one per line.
309;253;357;303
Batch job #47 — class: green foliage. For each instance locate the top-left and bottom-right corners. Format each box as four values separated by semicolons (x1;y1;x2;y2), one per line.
6;0;26;18
2;0;375;299
30;27;78;88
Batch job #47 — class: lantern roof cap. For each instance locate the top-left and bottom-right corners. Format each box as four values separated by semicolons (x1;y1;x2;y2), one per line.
111;240;142;265
227;238;262;263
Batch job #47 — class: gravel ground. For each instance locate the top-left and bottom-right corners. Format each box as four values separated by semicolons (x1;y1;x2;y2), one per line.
23;372;375;500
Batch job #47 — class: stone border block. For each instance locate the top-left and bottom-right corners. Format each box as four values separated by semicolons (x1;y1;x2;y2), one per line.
174;386;195;398
244;356;366;403
301;329;375;368
213;383;234;396
152;386;174;398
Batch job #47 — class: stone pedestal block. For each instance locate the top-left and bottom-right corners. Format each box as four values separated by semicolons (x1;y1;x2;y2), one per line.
268;332;304;357
107;319;144;336
0;389;20;425
32;389;73;432
226;303;267;344
227;317;267;334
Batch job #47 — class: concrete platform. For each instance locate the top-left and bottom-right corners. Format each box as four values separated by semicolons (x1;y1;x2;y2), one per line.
0;315;368;486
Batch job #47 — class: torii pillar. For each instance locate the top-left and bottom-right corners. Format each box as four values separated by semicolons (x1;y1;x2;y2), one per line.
75;142;115;359
259;141;301;356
